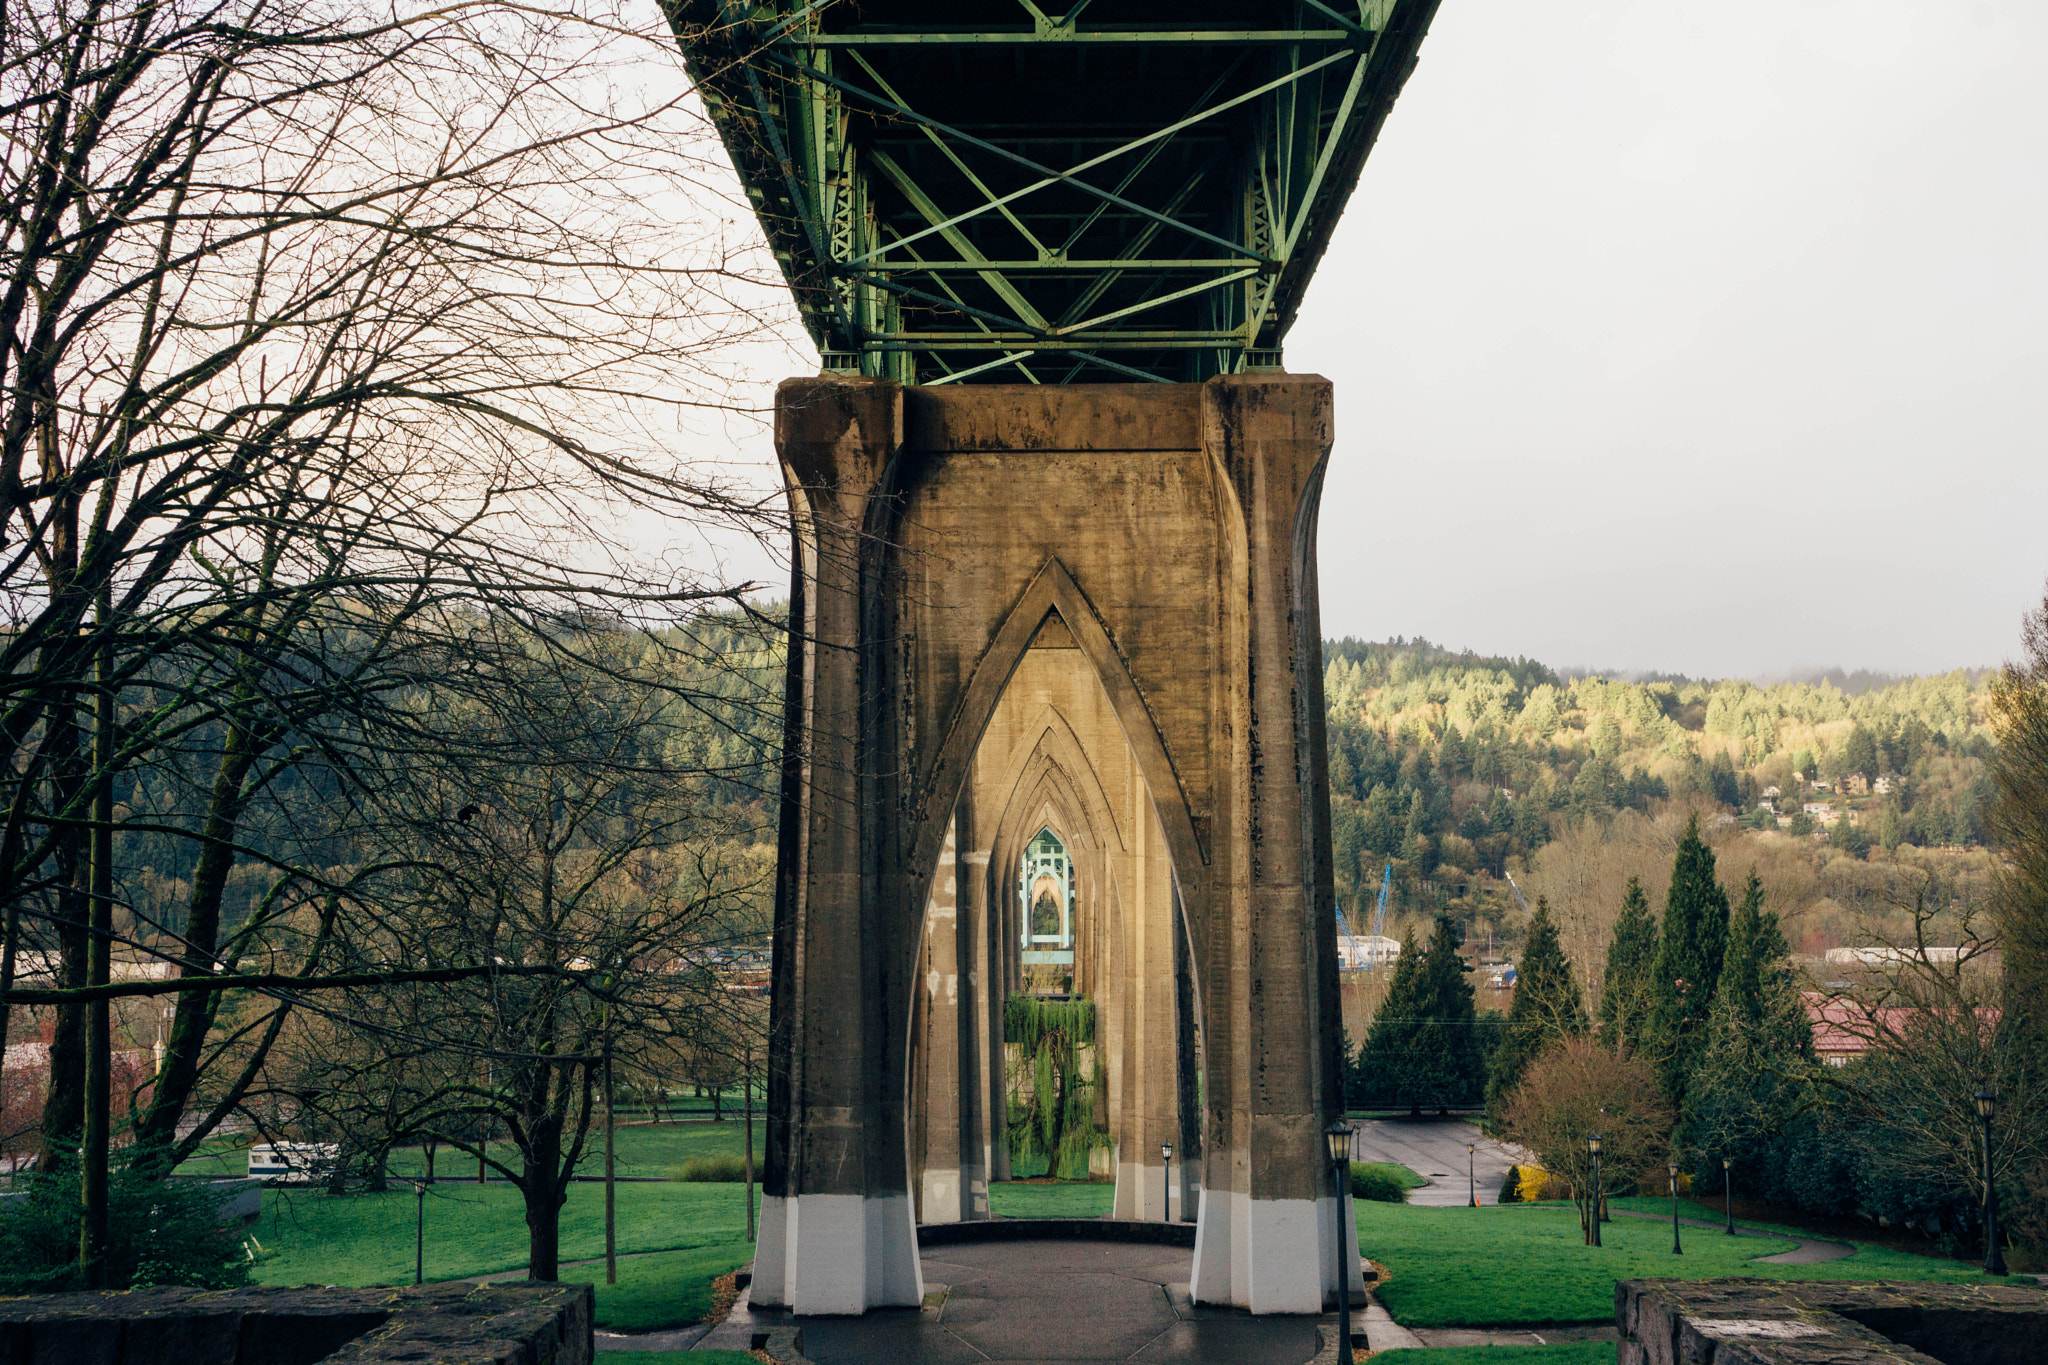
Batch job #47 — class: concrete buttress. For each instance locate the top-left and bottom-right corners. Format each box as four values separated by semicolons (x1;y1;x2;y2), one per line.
759;374;1358;1315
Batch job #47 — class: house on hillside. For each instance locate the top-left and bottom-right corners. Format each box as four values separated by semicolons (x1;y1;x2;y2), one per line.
1803;990;1998;1068
1810;778;1833;793
1873;774;1896;795
1762;784;1782;799
1803;801;1834;818
1842;772;1870;796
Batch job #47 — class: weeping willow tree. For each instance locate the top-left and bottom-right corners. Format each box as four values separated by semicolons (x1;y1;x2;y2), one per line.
1004;996;1112;1179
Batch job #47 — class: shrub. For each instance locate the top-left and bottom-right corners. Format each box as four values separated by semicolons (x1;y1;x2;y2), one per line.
674;1153;755;1182
1497;1165;1520;1203
1350;1165;1409;1204
0;1159;250;1292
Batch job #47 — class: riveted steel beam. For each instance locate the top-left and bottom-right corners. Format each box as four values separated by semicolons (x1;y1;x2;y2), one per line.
669;0;1444;383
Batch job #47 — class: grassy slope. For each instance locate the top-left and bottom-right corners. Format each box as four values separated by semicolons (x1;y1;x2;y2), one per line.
1362;1161;1428;1190
248;1178;755;1331
180;1121;760;1181
1360;1202;1990;1328
987;1181;1114;1219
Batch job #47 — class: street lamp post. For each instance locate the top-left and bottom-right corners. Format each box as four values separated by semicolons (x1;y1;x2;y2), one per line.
1160;1142;1174;1224
413;1181;426;1286
1325;1121;1355;1365
1467;1143;1477;1208
1722;1157;1734;1235
1976;1089;2008;1276
1586;1134;1602;1248
1668;1162;1683;1255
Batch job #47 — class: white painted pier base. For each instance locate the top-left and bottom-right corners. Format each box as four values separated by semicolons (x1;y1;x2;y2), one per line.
1189;1190;1362;1313
749;1193;924;1315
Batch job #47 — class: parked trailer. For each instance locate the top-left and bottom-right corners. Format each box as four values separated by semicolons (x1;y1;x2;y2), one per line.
247;1142;339;1184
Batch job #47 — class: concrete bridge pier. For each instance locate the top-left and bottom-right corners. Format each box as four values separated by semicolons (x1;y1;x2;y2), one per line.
757;373;1358;1316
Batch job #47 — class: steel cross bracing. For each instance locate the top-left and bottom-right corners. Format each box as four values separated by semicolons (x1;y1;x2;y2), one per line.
668;0;1441;384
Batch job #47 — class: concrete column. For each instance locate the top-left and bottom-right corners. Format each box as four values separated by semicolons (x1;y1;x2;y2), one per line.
919;812;984;1223
1188;374;1358;1312
756;375;922;1314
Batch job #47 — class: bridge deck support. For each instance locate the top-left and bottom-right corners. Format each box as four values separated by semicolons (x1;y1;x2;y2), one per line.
758;374;1358;1314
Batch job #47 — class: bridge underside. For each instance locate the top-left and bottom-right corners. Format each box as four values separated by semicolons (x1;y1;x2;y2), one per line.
671;0;1441;383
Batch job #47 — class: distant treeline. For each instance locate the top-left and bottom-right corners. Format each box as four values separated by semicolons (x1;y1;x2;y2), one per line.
1321;636;1993;912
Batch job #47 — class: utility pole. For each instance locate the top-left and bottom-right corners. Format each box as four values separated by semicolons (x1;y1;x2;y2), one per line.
604;1042;617;1284
80;593;114;1286
743;1044;756;1242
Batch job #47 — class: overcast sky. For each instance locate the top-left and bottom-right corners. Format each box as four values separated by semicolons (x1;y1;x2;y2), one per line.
1289;0;2047;678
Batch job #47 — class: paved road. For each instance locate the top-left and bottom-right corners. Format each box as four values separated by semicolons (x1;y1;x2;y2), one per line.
1349;1116;1523;1207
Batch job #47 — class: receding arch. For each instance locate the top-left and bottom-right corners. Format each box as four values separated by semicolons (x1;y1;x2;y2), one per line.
903;558;1207;979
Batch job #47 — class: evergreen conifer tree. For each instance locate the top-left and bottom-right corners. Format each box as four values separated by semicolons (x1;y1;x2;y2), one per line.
1597;876;1660;1056
1415;913;1482;1111
1484;897;1587;1114
1682;869;1814;1176
1648;815;1732;1110
1358;928;1428;1112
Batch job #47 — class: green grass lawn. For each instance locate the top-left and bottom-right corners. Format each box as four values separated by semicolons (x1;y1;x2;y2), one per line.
1362;1161;1427;1190
178;1121;761;1181
248;1178;755;1331
987;1180;1114;1219
563;1245;755;1330
1373;1347;1614;1365
1359;1201;1993;1328
600;1355;754;1365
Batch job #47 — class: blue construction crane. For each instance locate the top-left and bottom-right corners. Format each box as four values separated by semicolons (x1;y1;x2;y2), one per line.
1371;862;1393;940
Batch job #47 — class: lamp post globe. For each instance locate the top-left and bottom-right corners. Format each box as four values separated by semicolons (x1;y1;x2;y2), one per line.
1324;1120;1356;1363
1586;1134;1603;1248
1667;1161;1683;1255
1976;1089;2007;1275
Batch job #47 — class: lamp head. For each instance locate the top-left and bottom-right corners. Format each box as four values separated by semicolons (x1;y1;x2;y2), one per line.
1161;1141;1174;1163
1722;1157;1731;1171
1668;1161;1679;1177
1324;1120;1353;1167
1587;1132;1602;1156
1976;1089;1997;1120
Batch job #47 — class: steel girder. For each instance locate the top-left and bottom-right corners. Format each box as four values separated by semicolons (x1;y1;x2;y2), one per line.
668;1;1441;384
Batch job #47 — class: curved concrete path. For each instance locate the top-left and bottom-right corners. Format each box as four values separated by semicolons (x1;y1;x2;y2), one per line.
1603;1206;1855;1264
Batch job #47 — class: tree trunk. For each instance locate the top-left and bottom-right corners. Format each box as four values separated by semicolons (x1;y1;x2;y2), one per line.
524;1111;563;1280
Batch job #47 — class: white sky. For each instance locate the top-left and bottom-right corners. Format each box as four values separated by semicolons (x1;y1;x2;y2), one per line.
1291;0;2048;678
680;1;2047;680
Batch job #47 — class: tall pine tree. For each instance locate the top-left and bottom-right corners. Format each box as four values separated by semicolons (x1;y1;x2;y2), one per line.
1416;913;1482;1112
1597;876;1660;1056
1358;928;1430;1112
1484;897;1587;1114
1682;868;1815;1172
1648;815;1732;1111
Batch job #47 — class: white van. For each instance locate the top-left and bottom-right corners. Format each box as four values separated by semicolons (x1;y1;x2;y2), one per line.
247;1142;339;1183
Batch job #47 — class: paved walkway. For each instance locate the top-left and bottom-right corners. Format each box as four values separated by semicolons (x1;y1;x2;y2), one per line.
1605;1207;1856;1264
1349;1116;1521;1207
697;1240;1331;1363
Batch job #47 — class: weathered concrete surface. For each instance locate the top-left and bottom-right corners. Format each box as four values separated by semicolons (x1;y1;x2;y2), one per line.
763;376;1353;1314
1616;1278;2048;1365
0;1281;591;1365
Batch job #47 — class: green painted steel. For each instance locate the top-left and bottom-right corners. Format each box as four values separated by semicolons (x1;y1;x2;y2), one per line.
668;1;1442;384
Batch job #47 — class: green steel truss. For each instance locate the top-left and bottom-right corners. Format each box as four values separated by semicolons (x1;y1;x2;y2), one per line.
667;1;1441;384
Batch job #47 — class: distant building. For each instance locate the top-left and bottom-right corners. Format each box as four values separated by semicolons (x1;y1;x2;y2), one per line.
1487;963;1517;989
1803;990;1999;1068
1824;946;1965;967
1810;778;1833;793
1841;773;1870;796
1873;775;1895;795
1762;784;1782;799
1803;801;1834;818
1337;933;1401;971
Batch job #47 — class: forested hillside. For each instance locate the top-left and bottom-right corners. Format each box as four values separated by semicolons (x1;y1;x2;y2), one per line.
1322;637;1996;983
